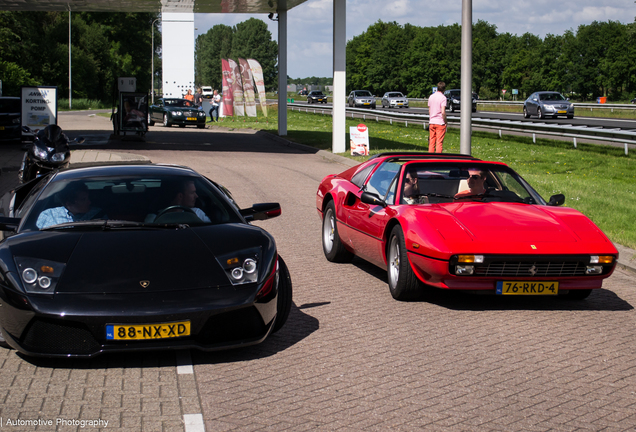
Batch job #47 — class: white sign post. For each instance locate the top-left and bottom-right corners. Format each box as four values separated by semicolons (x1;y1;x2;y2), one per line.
20;86;58;139
350;124;369;156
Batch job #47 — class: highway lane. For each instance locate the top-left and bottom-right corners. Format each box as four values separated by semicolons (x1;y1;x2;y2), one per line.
294;101;636;131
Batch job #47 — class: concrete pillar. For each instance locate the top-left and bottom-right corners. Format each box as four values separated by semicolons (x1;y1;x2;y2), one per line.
278;6;288;136
460;0;472;155
332;0;346;153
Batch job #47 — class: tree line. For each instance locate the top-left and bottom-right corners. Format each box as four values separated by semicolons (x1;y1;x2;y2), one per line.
347;19;636;101
0;11;160;102
195;18;278;92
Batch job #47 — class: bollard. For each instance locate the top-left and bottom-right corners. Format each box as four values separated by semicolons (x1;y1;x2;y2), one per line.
573;138;577;148
499;130;502;138
405;121;408;128
376;116;379;122
626;144;629;156
390;119;392;125
363;114;365;120
533;133;536;143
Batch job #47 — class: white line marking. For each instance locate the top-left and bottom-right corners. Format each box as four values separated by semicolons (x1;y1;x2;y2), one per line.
176;350;194;374
184;414;205;432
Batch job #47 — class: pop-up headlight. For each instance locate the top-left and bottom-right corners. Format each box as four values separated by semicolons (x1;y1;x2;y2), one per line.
14;257;65;294
218;247;261;285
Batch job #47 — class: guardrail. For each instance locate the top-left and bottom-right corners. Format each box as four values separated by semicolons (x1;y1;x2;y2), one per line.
288;103;636;153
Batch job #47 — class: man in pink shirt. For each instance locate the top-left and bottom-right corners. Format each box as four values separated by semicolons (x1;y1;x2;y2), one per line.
427;82;447;153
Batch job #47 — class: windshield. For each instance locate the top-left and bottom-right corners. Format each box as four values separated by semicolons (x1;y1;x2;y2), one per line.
387;93;404;98
355;91;373;97
398;162;545;205
164;99;194;107
539;93;566;101
23;174;242;231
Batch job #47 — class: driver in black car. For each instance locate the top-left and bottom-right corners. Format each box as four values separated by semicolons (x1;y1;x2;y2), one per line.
147;180;210;223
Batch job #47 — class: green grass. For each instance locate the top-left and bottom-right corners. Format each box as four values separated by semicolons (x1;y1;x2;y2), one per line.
59;99;111;111
221;106;636;249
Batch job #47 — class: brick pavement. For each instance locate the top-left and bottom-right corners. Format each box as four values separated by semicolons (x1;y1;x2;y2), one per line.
0;112;634;431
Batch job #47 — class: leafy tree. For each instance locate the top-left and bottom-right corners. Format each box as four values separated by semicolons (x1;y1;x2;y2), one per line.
195;24;232;90
230;18;278;89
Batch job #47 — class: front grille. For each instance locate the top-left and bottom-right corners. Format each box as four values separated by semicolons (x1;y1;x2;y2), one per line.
474;261;586;277
21;319;101;355
196;307;266;344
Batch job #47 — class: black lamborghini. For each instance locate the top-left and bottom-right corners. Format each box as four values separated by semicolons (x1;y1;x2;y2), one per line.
0;164;292;358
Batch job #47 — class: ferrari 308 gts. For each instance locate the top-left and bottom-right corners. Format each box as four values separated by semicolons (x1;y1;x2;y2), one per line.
0;164;291;357
317;152;617;301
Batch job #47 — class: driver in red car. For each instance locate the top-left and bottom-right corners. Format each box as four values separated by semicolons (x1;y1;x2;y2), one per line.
454;169;487;199
402;168;428;204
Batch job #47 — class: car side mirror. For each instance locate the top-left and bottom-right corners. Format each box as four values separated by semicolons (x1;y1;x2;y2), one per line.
240;203;281;222
0;217;21;232
361;192;386;208
547;194;565;206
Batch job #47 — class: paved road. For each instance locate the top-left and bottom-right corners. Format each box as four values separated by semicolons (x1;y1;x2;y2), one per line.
1;112;635;431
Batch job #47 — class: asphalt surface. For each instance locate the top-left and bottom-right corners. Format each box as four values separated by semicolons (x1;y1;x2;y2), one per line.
0;111;635;431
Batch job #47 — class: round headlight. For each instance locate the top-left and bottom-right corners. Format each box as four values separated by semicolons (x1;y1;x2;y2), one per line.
51;152;67;162
38;276;52;289
231;267;244;280
23;268;38;284
243;259;257;274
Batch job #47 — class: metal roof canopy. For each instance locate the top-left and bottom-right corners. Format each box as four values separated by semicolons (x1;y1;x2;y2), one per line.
0;0;306;13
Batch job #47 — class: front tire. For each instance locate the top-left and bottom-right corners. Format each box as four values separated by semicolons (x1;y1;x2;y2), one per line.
523;107;530;118
537;107;544;119
450;104;456;113
272;256;293;333
387;226;422;300
148;113;155;126
163;114;171;127
322;201;353;263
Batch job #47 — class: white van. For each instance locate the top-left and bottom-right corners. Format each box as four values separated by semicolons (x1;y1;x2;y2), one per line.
201;86;213;98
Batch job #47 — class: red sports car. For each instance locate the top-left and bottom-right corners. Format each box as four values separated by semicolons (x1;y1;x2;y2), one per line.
316;152;617;301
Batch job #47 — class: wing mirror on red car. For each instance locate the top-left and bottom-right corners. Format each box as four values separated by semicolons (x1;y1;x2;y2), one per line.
361;192;387;208
240;203;282;221
547;194;565;206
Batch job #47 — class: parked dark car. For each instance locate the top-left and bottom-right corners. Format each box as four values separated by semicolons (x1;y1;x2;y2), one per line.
524;92;574;119
0;97;21;143
348;90;376;109
444;89;477;113
307;91;327;104
148;98;207;128
0;163;292;358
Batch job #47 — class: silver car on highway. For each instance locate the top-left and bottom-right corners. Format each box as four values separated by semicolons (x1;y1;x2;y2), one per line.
524;91;574;119
381;92;409;108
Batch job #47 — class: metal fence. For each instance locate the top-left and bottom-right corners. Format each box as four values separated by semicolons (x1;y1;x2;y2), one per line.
288;103;636;154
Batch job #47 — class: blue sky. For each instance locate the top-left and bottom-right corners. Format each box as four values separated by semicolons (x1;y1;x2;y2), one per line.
194;0;635;78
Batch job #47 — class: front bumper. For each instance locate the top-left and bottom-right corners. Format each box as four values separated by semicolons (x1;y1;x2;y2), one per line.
0;281;279;358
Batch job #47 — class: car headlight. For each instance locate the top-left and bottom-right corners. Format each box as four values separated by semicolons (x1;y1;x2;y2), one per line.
51;152;67;162
199;112;206;116
12;118;20;124
452;98;459;103
544;105;555;111
217;247;261;285
14;257;65;295
173;111;182;116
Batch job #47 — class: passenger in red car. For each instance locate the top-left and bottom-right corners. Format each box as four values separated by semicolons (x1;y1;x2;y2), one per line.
454;169;487;199
403;168;428;204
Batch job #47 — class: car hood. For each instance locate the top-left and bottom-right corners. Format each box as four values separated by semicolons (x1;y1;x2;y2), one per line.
413;203;616;257
6;224;274;294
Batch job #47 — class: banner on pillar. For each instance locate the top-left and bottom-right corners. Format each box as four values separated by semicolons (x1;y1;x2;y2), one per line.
350;124;369;156
239;58;257;117
247;59;267;117
228;59;245;117
221;59;234;117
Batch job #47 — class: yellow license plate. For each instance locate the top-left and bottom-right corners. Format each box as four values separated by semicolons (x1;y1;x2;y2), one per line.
106;321;190;340
557;110;567;114
496;281;558;295
186;117;197;121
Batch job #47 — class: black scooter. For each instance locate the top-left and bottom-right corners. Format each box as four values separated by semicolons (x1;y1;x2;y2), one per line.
18;125;84;183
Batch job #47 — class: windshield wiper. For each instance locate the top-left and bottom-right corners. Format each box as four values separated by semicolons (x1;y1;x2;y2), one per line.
42;220;190;231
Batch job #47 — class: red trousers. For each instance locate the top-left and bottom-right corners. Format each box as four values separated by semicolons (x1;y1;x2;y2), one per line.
428;124;446;153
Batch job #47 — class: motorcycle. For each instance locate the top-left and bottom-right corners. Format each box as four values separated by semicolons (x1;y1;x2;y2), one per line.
19;125;84;183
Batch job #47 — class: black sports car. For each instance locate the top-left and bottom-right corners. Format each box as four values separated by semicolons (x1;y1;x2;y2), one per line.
148;98;207;128
0;164;292;358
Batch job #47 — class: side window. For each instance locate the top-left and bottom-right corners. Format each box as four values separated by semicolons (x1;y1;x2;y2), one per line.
351;163;377;188
366;162;400;198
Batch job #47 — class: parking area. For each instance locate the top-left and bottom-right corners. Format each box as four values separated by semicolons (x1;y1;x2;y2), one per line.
0;112;635;431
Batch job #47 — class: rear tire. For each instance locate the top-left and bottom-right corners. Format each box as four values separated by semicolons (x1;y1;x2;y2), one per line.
272;256;292;333
322;201;353;263
387;226;422;300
